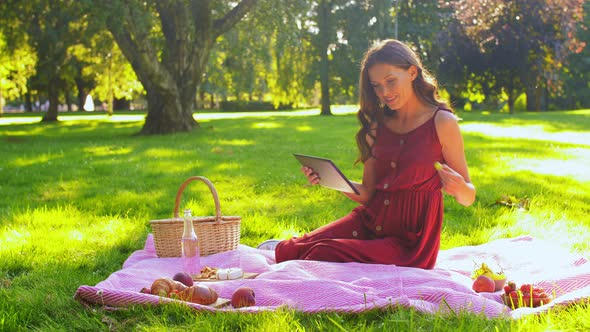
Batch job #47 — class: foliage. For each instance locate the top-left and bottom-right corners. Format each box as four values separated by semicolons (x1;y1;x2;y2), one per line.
0;32;36;114
219;100;292;111
202;1;315;109
68;31;144;114
0;0;91;121
440;0;586;113
557;0;590;109
1;108;590;329
1;0;589;122
84;0;258;134
332;0;396;99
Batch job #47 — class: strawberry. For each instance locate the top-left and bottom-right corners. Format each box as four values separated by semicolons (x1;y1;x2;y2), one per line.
509;290;519;300
507;281;517;291
504;284;512;294
520;284;533;294
522;295;532;307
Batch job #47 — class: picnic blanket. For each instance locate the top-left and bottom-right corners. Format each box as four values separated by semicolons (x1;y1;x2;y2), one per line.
74;235;590;318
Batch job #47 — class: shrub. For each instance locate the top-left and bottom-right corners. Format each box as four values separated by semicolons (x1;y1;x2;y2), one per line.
219;100;293;112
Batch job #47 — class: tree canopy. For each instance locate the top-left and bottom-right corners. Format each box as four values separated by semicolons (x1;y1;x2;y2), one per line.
0;0;588;131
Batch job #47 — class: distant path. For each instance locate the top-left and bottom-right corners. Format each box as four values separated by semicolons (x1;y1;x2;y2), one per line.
0;105;359;126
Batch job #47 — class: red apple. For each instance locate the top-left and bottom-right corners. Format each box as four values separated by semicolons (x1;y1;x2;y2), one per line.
472;275;495;293
173;272;194;287
231;286;256;308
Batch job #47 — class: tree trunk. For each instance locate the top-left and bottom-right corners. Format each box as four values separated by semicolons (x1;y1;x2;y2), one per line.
42;77;60;122
544;86;549;111
525;84;535;111
318;0;332;116
25;90;33;112
507;90;514;114
114;98;130;111
198;89;206;109
75;78;86;111
65;85;73;112
102;0;257;135
140;88;198;134
0;88;3;118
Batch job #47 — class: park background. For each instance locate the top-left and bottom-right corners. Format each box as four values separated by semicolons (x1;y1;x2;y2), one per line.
1;1;590;331
1;1;589;127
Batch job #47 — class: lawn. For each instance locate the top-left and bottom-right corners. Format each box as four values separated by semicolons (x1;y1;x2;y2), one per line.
1;107;589;331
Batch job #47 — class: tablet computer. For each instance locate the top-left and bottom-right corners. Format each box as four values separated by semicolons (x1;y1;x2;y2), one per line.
293;153;360;195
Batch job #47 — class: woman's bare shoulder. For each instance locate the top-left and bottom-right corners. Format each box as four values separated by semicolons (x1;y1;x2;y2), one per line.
434;109;460;129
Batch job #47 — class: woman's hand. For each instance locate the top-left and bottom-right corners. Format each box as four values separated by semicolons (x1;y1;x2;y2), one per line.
436;163;476;206
301;166;321;185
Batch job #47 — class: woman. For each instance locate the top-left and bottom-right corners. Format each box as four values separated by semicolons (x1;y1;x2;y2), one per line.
259;39;475;269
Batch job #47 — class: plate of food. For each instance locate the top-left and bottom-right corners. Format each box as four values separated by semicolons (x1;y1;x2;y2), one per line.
193;266;258;282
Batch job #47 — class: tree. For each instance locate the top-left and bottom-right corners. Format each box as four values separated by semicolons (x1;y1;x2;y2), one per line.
0;0;89;121
317;0;334;115
558;1;590;109
397;0;447;70
87;0;257;135
437;24;482;109
332;0;396;101
70;31;144;115
0;32;36;117
266;1;317;108
441;0;586;113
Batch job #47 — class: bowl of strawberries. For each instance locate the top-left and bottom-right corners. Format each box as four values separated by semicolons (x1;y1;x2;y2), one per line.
501;281;553;309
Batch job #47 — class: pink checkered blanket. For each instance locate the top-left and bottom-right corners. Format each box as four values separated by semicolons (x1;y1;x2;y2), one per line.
74;235;590;318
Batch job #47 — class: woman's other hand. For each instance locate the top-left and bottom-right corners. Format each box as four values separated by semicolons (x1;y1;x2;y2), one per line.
302;166;321;185
436;163;475;206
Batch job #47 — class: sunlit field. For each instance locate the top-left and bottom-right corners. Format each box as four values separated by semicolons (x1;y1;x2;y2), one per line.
1;107;589;330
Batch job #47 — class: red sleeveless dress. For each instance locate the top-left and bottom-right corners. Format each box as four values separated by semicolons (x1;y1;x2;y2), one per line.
275;108;446;269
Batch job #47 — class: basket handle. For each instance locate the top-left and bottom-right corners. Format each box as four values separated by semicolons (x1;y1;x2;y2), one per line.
173;176;222;222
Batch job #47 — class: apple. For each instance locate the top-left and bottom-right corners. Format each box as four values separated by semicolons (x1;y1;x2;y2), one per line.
173;272;194;287
231;286;256;308
472;275;495;293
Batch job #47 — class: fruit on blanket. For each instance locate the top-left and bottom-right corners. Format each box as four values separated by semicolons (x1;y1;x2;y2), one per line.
231;286;256;308
501;280;552;309
472;275;495;293
178;285;219;305
507;280;517;292
150;277;187;296
471;262;506;291
493;277;507;292
173;272;194;287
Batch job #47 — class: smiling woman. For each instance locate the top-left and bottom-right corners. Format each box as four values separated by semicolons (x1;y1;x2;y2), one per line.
271;39;476;268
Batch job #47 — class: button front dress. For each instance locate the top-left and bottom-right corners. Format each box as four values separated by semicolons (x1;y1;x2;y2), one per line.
275;108;447;269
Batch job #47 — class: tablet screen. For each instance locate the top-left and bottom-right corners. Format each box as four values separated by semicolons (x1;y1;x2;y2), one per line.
293;154;360;195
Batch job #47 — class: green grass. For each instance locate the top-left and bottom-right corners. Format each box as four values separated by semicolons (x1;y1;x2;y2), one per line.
1;107;589;331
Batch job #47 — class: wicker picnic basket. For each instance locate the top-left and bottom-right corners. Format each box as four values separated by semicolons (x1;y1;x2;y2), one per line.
150;176;241;257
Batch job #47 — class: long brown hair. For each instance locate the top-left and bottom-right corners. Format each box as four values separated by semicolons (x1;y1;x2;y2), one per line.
355;39;450;163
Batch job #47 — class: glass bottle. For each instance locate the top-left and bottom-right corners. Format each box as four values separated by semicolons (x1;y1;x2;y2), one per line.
181;209;200;275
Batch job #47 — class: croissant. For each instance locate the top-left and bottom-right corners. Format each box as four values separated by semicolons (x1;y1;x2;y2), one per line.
178;285;219;305
150;278;187;296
